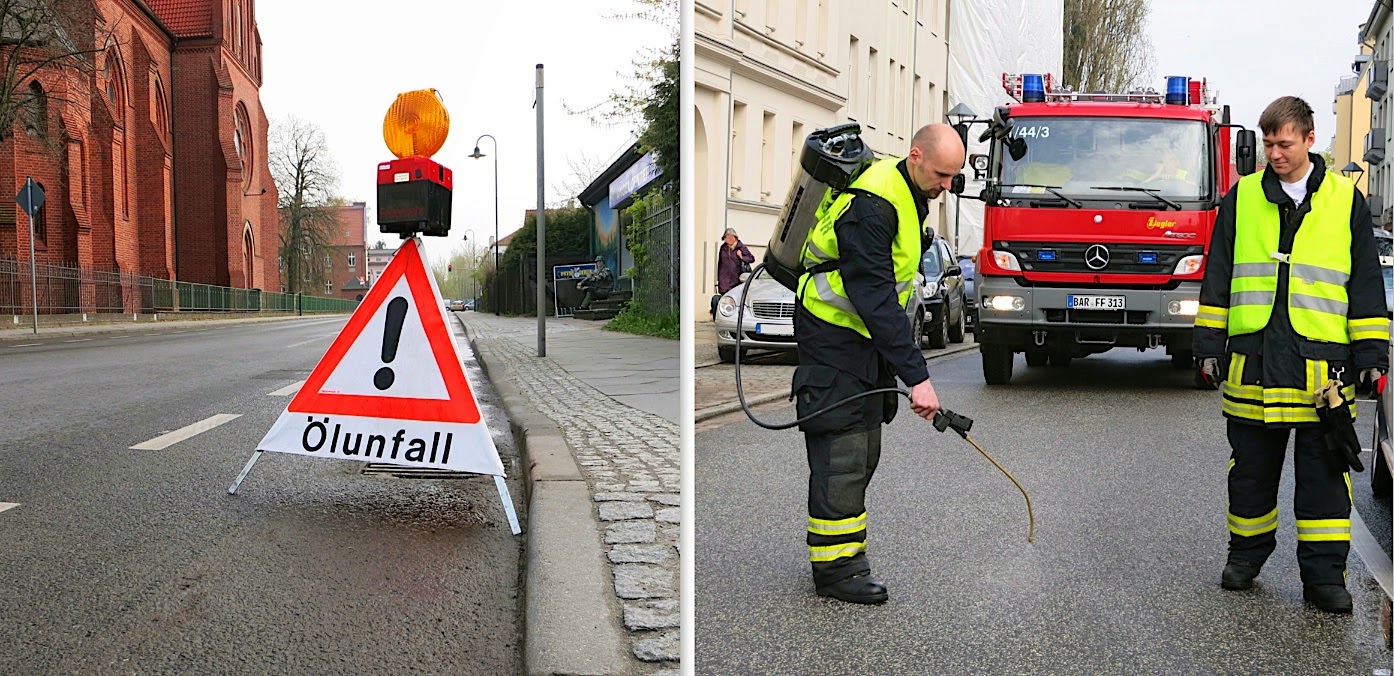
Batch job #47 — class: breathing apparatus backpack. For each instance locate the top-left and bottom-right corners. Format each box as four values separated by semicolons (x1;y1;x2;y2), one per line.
764;123;876;292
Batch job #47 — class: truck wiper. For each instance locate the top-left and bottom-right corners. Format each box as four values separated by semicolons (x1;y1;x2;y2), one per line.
995;183;1082;208
1087;185;1181;211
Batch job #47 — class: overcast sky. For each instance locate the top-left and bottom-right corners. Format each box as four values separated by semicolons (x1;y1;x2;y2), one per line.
1148;0;1372;149
256;0;672;267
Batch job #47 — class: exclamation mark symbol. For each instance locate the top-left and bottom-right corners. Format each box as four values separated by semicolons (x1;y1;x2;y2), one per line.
374;297;409;390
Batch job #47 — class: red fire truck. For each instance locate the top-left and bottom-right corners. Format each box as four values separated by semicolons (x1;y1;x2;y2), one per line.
970;73;1257;385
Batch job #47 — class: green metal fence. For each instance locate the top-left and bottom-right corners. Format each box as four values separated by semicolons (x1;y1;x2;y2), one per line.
1;257;358;315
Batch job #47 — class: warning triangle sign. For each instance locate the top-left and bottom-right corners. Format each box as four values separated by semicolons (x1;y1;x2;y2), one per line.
255;238;504;477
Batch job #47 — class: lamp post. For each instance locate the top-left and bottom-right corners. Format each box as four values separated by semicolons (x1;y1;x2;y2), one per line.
946;103;978;253
1341;161;1365;184
470;134;499;315
460;228;476;302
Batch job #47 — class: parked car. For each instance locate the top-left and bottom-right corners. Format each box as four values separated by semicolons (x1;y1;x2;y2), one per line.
957;253;977;331
449;300;466;311
463;299;476;311
714;268;923;363
917;236;967;349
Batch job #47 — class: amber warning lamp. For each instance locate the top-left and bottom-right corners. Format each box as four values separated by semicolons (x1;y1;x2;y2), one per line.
377;89;453;237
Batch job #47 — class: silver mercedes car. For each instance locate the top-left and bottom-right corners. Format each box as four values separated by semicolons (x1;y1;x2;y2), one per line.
714;268;923;363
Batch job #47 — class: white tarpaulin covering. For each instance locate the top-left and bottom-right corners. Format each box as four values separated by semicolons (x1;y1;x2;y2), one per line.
947;1;1064;256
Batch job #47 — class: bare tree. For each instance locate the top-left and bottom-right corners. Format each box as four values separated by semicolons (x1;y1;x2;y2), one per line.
270;116;341;295
549;152;611;208
0;0;115;143
1063;0;1154;93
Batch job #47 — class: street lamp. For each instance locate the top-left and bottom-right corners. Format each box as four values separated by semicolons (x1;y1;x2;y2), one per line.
460;228;476;302
470;134;499;315
1341;161;1365;183
946;103;978;252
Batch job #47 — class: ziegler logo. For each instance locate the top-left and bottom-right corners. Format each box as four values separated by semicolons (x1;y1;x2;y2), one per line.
1146;217;1177;229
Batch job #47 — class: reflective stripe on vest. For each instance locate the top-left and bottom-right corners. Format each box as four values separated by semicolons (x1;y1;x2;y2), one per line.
798;158;922;339
1230;171;1355;343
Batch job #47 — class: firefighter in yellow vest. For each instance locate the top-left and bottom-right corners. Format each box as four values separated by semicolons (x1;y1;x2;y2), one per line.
1193;97;1389;613
791;124;964;604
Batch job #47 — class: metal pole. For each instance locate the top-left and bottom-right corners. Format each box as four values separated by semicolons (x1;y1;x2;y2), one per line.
27;179;37;334
493;140;500;316
954;192;961;253
535;64;546;357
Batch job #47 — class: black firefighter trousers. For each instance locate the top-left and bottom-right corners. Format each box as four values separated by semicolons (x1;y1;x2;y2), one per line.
793;360;898;588
1226;420;1352;585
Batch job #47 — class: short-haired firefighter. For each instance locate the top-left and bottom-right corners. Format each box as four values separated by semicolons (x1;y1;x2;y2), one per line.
1193;96;1389;613
791;124;964;604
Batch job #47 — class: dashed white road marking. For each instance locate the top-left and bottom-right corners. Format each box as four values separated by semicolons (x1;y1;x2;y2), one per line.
285;333;336;349
268;380;305;397
171;331;188;334
62;339;91;343
0;503;18;514
7;343;41;348
130;413;242;450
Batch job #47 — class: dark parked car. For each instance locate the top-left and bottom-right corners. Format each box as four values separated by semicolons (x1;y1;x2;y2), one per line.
957;253;976;331
918;236;967;349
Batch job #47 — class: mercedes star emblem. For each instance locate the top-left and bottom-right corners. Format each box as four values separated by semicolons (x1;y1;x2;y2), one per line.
1085;244;1110;270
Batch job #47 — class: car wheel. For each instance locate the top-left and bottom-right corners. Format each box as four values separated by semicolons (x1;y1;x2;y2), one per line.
982;344;1013;385
718;345;736;363
1170;350;1194;370
948;300;966;344
913;309;929;349
1025;350;1048;367
929;312;948;349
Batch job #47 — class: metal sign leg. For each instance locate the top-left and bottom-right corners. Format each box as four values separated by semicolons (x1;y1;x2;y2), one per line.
494;475;522;535
228;449;265;495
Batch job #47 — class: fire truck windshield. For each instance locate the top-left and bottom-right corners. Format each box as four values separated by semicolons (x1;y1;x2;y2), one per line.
998;117;1210;204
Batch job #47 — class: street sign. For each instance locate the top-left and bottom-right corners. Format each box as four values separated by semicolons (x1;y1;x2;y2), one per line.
229;237;519;533
15;178;43;218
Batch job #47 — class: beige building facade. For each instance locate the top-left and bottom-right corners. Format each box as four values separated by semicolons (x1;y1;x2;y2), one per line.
694;0;951;318
1332;43;1372;196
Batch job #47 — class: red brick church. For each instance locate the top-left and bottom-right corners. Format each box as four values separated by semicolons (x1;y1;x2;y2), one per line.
0;0;278;293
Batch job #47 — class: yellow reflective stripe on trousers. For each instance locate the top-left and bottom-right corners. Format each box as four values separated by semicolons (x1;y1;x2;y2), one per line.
1349;317;1391;342
1344;472;1353;505
808;512;867;536
1228;508;1279;536
1195;304;1228;330
809;541;866;562
1295;518;1351;541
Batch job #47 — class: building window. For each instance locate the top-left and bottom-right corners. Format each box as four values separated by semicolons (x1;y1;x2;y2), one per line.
325;280;332;294
731;101;747;195
847;36;860;121
234;104;252;187
760;110;775;200
24;81;45;137
154;79;170;138
348;252;356;268
325;254;332;269
103;48;125;113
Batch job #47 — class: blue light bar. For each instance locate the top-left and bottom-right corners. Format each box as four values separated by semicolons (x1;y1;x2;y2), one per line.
1037;249;1057;261
1165;76;1189;105
1138;252;1159;264
1022;74;1046;103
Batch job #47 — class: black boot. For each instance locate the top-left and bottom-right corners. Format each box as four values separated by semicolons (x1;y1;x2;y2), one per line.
816;572;888;604
1221;560;1260;590
1303;584;1353;613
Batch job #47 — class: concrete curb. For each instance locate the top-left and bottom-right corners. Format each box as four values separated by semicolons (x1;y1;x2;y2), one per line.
693;342;982;423
458;318;630;676
0;312;346;344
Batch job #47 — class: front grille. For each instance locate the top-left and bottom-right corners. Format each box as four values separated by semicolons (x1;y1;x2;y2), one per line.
1000;241;1202;275
743;331;798;343
1044;309;1150;324
751;301;795;320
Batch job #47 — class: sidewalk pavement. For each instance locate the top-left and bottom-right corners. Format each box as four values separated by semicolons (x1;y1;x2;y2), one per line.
455;312;680;676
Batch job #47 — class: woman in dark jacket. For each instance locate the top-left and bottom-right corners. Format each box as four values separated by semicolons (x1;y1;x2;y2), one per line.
713;228;756;316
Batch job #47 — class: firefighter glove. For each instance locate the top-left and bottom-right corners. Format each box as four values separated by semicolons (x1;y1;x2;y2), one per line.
1199;357;1220;389
1357;368;1385;399
1315;379;1364;472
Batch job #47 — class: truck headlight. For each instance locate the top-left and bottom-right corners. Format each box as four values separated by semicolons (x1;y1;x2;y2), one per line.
992;250;1022;272
1168;299;1200;316
987;295;1026;311
925;280;939;296
718;296;737;317
1174;255;1204;276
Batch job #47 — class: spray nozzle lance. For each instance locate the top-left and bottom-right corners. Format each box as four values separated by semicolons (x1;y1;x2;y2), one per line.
933;408;973;437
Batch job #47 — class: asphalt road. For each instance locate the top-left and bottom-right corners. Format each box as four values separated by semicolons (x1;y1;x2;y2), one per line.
695;349;1392;674
0;315;523;675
